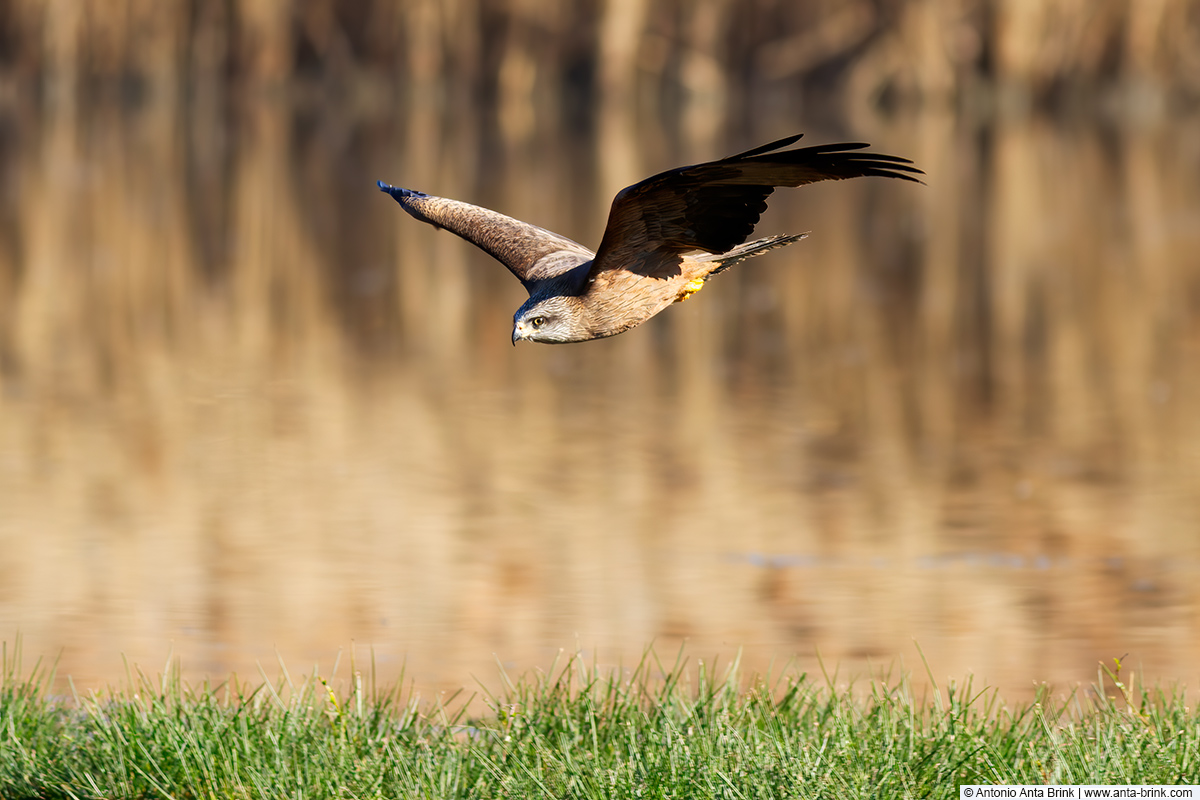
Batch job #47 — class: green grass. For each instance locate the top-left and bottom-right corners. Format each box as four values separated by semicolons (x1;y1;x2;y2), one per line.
2;641;1198;799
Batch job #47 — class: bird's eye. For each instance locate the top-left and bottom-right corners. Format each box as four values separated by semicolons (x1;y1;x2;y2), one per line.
532;316;546;328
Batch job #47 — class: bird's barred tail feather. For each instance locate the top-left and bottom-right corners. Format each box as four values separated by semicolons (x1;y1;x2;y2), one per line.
703;232;809;276
674;233;809;304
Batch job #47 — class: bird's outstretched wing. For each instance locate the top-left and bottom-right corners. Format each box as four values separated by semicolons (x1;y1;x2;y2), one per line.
588;134;924;280
377;182;594;290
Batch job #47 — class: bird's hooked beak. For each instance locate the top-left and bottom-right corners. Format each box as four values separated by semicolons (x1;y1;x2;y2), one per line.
511;321;526;346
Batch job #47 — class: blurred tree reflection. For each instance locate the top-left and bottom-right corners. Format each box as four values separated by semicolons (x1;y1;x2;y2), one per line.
2;0;1198;114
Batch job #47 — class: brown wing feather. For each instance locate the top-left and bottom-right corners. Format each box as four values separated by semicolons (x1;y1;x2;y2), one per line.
378;182;593;289
588;135;924;281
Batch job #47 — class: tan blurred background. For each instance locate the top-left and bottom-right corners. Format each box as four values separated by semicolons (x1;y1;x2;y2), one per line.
1;0;1199;701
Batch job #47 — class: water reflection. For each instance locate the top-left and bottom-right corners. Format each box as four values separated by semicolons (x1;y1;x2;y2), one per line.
1;96;1198;701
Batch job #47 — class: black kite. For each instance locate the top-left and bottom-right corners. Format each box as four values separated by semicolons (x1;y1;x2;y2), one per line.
378;134;922;344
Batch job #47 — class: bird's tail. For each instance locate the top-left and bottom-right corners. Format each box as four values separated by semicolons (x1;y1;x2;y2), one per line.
701;232;808;276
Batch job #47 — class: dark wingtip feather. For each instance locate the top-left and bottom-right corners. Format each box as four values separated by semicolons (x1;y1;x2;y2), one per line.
846;157;926;184
377;181;429;201
730;133;805;159
744;139;926;184
806;142;872;153
873;169;926;184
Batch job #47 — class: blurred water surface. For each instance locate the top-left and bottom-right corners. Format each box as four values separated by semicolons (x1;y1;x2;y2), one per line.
1;95;1198;700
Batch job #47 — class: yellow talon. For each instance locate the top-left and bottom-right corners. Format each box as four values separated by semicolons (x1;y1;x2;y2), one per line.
676;277;707;302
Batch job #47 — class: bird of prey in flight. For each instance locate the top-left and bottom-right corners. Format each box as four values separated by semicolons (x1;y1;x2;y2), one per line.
378;133;922;344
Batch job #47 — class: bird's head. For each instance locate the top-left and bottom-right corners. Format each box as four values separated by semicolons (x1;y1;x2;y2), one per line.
512;296;582;345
